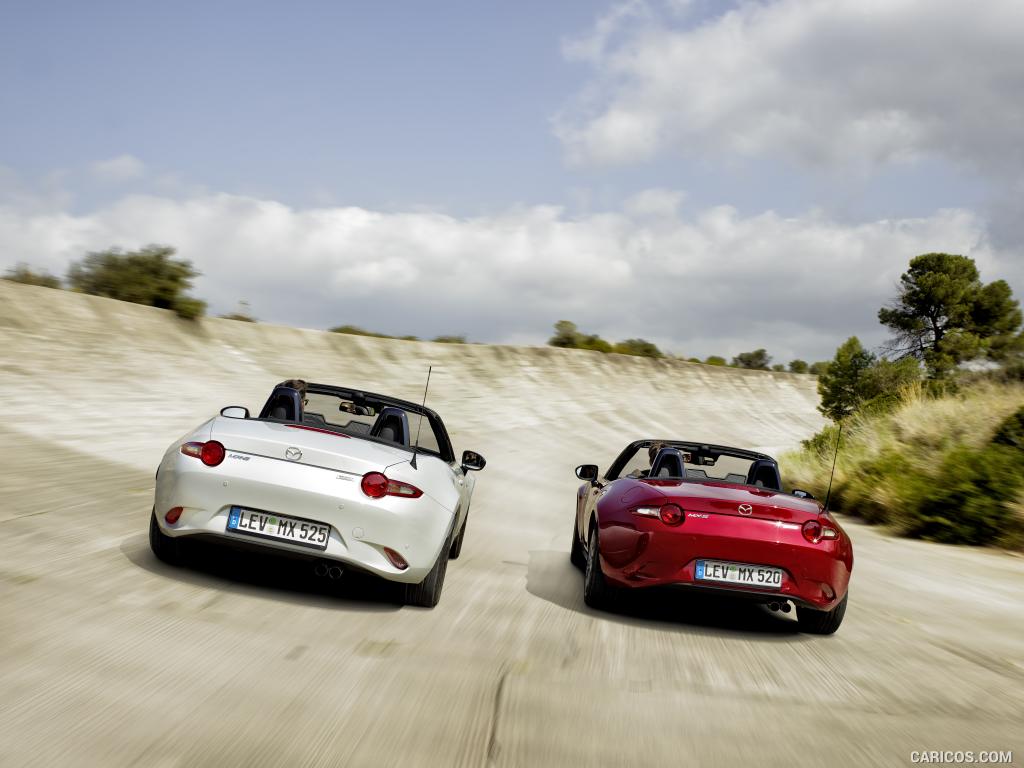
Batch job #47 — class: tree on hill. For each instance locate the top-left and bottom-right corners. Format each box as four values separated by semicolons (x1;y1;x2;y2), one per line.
879;253;1022;377
731;349;771;370
547;320;612;353
704;356;726;366
817;337;876;421
788;359;809;374
613;338;663;358
3;263;62;288
808;361;830;376
549;321;663;357
67;245;206;319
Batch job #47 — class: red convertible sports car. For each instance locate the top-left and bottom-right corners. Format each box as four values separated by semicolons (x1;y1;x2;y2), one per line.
571;440;853;634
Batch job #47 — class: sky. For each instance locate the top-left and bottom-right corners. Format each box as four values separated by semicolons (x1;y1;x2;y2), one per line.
1;0;1022;362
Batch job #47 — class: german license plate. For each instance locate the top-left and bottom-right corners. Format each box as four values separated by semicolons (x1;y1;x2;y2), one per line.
226;506;330;550
696;559;783;589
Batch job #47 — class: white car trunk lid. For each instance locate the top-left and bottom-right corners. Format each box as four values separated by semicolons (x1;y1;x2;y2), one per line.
211;417;411;476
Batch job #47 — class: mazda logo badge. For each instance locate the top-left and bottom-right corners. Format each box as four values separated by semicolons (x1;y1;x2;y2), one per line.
738;504;753;515
285;447;302;461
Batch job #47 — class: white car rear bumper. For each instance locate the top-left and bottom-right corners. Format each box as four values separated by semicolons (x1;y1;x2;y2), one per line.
154;451;454;583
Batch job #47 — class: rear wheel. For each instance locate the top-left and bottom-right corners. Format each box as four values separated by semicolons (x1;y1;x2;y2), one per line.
583;526;616;610
149;510;182;566
570;523;586;570
797;593;848;635
405;536;451;608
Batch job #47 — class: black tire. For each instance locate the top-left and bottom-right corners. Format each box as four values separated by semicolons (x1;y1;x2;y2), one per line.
797;593;848;635
449;510;469;559
583;525;616;610
149;510;182;566
405;535;451;608
570;523;586;571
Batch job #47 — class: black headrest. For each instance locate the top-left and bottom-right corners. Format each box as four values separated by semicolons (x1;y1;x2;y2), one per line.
650;447;686;478
370;407;410;446
746;459;782;491
259;386;303;422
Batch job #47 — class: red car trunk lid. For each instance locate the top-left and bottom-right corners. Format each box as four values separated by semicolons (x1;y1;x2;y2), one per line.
641;478;822;524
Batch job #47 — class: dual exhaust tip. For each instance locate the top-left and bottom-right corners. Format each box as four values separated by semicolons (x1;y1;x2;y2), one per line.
767;601;792;614
313;562;343;580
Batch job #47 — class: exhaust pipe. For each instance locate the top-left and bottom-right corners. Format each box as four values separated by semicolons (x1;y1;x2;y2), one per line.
768;602;781;612
781;602;792;613
314;563;328;578
327;566;343;580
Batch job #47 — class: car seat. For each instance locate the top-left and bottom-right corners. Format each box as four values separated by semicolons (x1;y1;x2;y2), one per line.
746;460;782;491
258;386;303;422
370;407;410;446
650;447;686;478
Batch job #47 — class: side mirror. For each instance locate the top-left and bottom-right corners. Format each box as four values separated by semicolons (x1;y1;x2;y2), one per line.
461;450;486;472
220;406;250;419
792;488;816;500
575;464;599;482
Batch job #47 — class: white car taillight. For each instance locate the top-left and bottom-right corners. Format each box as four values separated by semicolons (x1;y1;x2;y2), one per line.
180;440;226;467
360;472;423;499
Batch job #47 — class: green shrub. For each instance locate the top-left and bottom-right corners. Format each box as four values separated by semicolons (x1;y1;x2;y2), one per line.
432;335;466;344
67;245;206;320
841;449;928;525
732;349;772;370
613;338;663;358
329;325;419;341
903;445;1024;545
172;297;207;320
704;356;727;366
992;406;1024;451
3;263;62;288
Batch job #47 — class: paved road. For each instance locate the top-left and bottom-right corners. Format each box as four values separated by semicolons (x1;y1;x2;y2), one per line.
1;282;1022;766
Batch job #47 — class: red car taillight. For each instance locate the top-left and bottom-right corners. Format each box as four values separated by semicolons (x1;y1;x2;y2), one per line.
802;519;838;543
360;472;423;499
632;504;684;526
659;504;684;526
180;440;226;467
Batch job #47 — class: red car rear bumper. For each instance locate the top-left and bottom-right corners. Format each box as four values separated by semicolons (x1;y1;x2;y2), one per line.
597;514;853;610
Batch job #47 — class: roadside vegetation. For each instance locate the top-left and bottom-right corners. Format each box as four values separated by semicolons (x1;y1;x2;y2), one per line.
329;325;469;344
3;263;62;288
784;253;1024;550
546;322;828;372
219;300;257;322
4;246;207;320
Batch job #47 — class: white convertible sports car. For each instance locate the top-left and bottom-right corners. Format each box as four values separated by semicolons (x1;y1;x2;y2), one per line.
150;381;485;607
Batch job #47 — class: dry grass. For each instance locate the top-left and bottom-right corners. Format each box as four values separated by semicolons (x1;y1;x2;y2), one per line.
782;381;1024;547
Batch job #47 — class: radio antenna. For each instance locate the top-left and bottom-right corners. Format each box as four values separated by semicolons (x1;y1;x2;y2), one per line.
410;365;432;470
823;421;844;514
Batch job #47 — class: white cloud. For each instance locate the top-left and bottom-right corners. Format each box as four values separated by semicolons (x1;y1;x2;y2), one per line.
1;188;1016;362
91;155;146;183
556;0;1024;175
624;187;686;218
